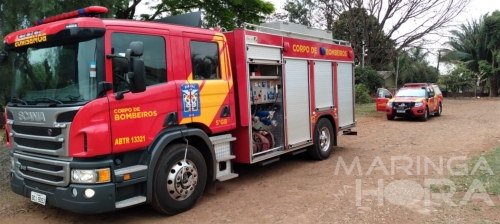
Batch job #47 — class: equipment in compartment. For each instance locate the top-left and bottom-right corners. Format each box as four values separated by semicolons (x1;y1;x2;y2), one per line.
251;105;280;153
249;79;277;104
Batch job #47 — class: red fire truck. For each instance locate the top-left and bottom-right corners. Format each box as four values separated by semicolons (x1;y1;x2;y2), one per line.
1;6;357;215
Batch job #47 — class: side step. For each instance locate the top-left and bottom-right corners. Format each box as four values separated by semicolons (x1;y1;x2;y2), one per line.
210;134;238;182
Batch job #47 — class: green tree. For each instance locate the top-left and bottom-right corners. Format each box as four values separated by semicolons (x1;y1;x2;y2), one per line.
440;14;489;95
138;0;275;30
354;66;384;94
332;8;396;70
480;10;500;97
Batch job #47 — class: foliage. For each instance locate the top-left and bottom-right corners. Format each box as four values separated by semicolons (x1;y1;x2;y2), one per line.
355;83;374;104
441;10;500;96
438;65;474;92
354;66;384;94
137;0;275;30
391;45;440;85
279;0;471;70
332;8;396;70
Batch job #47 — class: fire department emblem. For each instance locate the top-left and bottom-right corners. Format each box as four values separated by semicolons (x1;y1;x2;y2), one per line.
180;84;201;118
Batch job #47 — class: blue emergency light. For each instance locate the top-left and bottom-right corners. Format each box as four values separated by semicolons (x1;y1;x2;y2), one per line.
34;6;108;26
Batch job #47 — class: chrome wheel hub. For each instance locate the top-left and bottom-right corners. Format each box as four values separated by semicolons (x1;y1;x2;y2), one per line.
319;127;331;151
167;159;198;201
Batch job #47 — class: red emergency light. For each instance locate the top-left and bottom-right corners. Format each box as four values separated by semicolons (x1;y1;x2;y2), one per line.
33;6;108;26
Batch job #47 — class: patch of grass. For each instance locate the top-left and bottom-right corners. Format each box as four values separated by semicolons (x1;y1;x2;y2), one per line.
436;145;500;195
355;103;383;118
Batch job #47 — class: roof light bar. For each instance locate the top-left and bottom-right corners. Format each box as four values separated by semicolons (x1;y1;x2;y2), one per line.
33;6;108;26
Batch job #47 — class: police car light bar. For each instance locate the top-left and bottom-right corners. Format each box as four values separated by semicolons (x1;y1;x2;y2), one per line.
33;6;108;26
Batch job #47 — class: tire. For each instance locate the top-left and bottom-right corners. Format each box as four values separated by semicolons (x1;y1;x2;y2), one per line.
420;107;429;121
307;118;335;160
435;103;442;116
151;143;207;215
387;115;394;120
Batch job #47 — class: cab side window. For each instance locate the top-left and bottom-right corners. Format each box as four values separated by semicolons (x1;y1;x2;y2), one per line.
111;33;167;92
378;89;392;98
190;41;220;80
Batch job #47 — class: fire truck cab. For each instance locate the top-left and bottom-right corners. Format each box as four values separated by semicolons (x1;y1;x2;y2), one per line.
1;6;357;215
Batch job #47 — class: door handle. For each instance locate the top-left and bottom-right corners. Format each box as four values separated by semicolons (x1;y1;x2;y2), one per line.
163;112;178;126
220;106;230;118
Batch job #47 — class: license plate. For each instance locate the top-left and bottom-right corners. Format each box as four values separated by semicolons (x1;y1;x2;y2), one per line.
31;191;46;206
396;109;405;113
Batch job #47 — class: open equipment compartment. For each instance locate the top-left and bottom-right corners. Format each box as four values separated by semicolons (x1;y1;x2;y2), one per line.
248;63;286;159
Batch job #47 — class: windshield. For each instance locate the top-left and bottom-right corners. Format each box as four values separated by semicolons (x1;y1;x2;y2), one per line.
395;89;426;97
9;38;99;105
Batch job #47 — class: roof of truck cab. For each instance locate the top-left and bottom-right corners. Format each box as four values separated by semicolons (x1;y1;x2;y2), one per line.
101;18;221;36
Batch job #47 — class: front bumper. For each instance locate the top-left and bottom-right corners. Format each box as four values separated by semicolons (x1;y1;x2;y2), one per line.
10;169;117;214
386;106;426;117
9;150;149;214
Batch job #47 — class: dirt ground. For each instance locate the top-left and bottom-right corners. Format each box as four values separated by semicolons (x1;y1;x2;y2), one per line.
1;98;500;224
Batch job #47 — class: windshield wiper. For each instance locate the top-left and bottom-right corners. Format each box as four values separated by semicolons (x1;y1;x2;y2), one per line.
34;97;63;105
10;97;27;105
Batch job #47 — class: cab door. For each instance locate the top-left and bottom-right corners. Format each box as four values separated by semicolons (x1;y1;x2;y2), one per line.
376;88;393;111
180;32;235;134
105;28;176;154
426;87;436;112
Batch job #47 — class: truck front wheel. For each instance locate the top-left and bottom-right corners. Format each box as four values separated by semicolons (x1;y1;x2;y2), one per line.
307;118;335;160
151;143;207;215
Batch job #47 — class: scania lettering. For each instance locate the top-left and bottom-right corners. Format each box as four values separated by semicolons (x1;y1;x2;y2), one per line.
18;111;46;122
1;6;357;215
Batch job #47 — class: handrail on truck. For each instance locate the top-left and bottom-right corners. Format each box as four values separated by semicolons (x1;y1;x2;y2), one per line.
242;22;351;46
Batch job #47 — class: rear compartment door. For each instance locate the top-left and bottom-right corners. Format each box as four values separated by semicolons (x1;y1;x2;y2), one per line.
284;59;311;148
376;88;393;111
337;62;355;130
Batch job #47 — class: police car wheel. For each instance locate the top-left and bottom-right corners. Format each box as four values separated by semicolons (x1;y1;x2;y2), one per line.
435;103;442;116
421;107;429;121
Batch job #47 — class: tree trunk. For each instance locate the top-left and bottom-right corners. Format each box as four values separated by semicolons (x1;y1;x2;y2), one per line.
489;75;499;97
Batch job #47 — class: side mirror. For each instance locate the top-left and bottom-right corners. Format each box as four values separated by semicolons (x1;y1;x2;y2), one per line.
0;51;9;66
384;94;392;99
114;41;146;100
126;41;146;94
128;58;146;93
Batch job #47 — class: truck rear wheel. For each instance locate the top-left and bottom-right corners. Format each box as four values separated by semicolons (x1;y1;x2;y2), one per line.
307;118;335;160
151;143;207;215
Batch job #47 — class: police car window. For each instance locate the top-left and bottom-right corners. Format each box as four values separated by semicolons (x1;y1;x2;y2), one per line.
111;33;167;92
434;86;442;94
190;41;220;80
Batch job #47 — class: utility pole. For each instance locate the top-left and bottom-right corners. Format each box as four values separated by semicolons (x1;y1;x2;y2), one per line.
395;55;400;91
362;41;365;68
437;49;441;72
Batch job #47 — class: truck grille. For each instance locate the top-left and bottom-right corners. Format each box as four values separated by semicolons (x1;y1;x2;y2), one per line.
10;124;68;157
13;152;70;187
393;102;415;108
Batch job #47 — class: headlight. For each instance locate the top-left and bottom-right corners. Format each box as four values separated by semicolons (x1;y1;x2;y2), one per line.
387;102;393;107
71;168;111;184
415;102;423;107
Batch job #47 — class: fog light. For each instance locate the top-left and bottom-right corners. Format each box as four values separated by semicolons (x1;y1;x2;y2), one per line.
72;188;78;197
85;189;95;198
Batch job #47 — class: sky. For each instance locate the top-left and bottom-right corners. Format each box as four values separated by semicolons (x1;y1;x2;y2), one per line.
135;0;499;74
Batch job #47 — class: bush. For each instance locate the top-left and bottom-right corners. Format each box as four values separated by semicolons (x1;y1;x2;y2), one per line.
355;83;374;104
355;66;385;94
